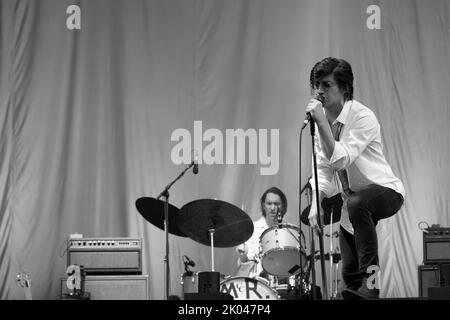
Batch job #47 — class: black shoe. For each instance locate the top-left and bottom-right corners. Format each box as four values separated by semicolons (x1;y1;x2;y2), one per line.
341;288;365;300
341;279;379;300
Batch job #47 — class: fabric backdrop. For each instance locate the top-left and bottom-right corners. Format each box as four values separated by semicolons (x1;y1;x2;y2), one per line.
1;0;449;299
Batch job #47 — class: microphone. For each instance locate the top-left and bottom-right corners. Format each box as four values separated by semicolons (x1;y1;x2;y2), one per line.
183;255;196;267
301;94;324;130
301;113;312;130
277;208;283;224
193;150;199;175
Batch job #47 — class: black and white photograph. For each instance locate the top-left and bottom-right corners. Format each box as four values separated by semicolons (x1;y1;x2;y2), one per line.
0;0;449;311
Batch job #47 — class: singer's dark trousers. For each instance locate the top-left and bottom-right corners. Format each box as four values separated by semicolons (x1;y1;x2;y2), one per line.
339;184;404;290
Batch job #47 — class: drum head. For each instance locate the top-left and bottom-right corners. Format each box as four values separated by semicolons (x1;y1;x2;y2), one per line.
220;277;279;300
261;248;306;277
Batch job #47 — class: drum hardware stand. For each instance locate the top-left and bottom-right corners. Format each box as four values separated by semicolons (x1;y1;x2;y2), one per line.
328;233;341;300
209;229;216;271
324;201;342;299
193;228;221;296
331;251;341;299
306;117;329;300
304;183;317;299
326;228;340;299
156;160;197;300
328;211;335;299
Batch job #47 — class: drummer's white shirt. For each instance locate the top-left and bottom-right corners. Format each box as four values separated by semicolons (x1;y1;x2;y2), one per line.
236;217;268;278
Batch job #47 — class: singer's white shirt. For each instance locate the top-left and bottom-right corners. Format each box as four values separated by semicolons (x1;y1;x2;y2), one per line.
310;99;405;234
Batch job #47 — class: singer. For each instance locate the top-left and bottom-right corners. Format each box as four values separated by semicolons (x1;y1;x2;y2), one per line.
305;57;405;299
235;187;288;280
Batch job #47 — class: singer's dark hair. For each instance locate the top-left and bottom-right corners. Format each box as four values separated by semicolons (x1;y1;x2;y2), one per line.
310;57;354;101
260;187;287;217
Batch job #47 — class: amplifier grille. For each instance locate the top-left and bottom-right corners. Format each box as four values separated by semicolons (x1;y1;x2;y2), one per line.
425;242;450;262
60;275;149;300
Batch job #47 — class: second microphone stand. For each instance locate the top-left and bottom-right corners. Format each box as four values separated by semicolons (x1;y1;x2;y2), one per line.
156;161;197;300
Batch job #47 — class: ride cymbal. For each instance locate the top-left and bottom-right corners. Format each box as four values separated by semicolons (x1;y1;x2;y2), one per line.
177;199;253;248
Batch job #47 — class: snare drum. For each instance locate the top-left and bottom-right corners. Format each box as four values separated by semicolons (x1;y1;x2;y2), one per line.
259;223;307;277
220;276;279;300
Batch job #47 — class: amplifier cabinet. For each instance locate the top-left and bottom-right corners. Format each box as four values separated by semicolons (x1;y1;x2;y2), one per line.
418;265;440;298
60;275;149;300
67;238;142;274
423;228;450;264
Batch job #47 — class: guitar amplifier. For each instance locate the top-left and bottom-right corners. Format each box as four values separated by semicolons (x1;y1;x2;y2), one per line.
60;275;149;300
418;264;450;298
418;265;440;298
423;228;450;264
67;237;142;275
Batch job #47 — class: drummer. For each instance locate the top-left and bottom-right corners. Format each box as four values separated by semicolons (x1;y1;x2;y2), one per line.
236;187;288;282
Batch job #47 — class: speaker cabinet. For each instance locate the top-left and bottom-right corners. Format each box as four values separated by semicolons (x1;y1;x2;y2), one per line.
60;275;149;300
418;265;440;298
428;286;450;299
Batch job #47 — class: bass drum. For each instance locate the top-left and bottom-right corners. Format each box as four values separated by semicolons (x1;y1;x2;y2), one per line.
220;277;279;300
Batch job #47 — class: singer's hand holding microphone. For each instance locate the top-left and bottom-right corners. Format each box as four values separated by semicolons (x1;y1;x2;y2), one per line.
302;96;325;129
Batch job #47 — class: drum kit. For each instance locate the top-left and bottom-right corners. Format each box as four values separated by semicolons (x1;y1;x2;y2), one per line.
136;191;343;300
135;162;343;300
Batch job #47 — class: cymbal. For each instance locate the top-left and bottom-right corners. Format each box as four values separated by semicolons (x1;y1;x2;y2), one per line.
300;206;311;225
176;199;253;248
135;197;186;237
301;194;343;226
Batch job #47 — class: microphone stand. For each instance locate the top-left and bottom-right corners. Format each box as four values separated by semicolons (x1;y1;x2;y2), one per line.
156;161;196;300
309;118;329;300
305;184;317;299
298;131;305;299
300;178;316;299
